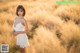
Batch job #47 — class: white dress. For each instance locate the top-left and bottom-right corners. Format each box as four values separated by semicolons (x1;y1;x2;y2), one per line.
13;21;30;48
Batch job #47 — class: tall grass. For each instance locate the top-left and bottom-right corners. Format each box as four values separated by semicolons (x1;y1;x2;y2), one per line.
0;0;80;53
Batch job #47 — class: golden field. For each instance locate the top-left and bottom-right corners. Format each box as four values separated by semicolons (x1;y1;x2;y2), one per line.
0;0;80;53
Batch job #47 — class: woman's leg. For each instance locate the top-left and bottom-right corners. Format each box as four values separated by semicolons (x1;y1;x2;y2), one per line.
20;47;26;53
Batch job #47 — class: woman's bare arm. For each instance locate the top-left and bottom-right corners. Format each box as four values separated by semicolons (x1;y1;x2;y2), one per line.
12;30;23;35
22;18;29;34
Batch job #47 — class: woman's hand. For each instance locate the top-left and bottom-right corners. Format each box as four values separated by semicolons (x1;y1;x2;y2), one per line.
13;31;27;35
13;31;20;35
25;30;29;34
12;30;29;36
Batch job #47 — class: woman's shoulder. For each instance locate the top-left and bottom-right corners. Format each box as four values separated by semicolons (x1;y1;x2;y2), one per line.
21;17;27;23
14;16;20;23
22;17;27;21
14;16;18;20
24;17;27;20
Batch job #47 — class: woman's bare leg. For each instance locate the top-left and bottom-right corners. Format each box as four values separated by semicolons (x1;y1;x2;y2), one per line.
20;47;26;53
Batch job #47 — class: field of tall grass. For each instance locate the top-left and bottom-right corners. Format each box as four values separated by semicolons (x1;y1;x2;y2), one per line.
0;0;80;53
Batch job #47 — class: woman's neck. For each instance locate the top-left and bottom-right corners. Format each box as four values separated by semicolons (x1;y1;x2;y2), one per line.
18;16;24;19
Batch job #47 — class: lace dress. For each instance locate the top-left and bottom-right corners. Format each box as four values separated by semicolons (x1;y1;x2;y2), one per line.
13;17;29;48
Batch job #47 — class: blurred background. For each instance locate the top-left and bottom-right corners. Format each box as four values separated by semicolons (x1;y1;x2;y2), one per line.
0;0;80;53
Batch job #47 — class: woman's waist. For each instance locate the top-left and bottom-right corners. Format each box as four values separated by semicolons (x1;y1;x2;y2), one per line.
14;29;24;32
15;31;26;35
17;33;27;36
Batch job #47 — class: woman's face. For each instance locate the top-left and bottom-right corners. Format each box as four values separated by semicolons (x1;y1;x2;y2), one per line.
18;9;24;16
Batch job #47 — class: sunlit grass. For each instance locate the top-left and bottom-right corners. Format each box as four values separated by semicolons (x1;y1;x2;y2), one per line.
0;0;80;53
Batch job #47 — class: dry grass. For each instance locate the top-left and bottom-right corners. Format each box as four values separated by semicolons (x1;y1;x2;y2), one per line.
0;0;80;53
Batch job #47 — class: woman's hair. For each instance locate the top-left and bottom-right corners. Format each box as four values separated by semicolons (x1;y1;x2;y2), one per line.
16;5;25;16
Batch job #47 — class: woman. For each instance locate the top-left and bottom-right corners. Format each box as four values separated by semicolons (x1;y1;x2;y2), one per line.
13;5;29;53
